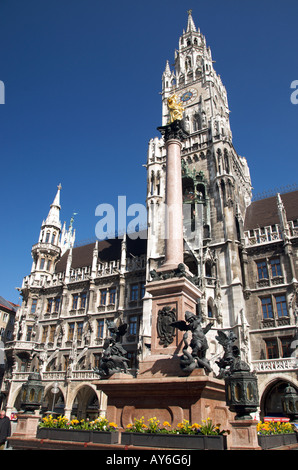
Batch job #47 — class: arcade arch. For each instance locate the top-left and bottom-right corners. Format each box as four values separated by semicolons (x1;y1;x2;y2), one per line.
43;384;66;416
260;378;298;420
67;384;107;420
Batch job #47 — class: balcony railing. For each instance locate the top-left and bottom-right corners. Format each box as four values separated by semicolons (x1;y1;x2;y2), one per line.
5;340;41;352
252;357;297;373
10;370;99;383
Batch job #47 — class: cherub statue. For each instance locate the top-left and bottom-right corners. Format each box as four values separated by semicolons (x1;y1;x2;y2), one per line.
215;330;240;378
171;310;213;374
167;94;184;123
94;321;129;378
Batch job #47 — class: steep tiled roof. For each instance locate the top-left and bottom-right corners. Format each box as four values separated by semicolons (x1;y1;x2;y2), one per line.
55;231;147;273
0;296;18;312
244;190;298;231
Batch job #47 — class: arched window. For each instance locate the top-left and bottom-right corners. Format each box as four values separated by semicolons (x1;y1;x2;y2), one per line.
150;172;154;195
221;180;226;205
205;260;212;277
207;305;213;318
182;177;195;203
156;172;160;196
196;183;205;200
203;225;210;239
193;113;201;131
224;150;230;173
235;217;241;241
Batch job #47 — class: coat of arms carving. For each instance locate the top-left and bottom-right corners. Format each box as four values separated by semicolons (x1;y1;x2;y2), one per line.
157;306;177;347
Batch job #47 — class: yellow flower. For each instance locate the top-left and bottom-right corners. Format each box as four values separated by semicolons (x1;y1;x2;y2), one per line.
163;421;171;427
109;422;118;428
191;423;200;429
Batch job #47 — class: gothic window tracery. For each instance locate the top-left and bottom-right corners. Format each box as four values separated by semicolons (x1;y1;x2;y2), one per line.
224;149;230;173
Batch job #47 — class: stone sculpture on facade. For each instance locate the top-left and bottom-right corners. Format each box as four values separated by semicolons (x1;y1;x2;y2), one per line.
171;309;213;374
215;330;240;378
94;320;129;378
215;330;259;419
149;264;199;286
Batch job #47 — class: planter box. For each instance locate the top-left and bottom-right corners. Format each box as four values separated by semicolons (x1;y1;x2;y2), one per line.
36;428;119;444
258;433;298;449
121;432;227;450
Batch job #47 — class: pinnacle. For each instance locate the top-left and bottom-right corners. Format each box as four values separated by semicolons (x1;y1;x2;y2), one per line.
186;9;197;33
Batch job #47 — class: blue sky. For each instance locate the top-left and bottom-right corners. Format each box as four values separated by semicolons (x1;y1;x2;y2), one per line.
0;0;297;303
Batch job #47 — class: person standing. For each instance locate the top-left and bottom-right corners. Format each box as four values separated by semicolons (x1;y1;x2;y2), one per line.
0;410;11;450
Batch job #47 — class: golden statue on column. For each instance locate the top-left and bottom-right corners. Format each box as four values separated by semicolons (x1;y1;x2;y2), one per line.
167;94;184;123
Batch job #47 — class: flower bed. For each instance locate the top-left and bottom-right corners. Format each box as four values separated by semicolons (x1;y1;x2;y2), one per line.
122;417;228;450
257;420;298;449
36;415;119;444
36;415;229;449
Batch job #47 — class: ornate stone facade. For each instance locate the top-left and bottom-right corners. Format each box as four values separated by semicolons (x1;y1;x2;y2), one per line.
2;190;147;418
146;11;298;417
1;11;297;420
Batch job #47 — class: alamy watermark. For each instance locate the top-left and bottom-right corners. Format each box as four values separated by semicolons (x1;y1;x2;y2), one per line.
290;80;298;104
0;81;4;104
94;195;200;243
95;196;147;240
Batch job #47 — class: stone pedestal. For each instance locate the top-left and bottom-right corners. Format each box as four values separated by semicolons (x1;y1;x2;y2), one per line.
94;370;232;433
145;276;201;361
11;412;41;439
229;419;261;450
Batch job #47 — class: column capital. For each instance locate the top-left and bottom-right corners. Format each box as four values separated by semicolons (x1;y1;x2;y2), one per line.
157;119;189;142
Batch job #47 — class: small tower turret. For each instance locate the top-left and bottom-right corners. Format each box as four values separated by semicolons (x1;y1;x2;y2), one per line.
61;212;76;255
31;184;63;282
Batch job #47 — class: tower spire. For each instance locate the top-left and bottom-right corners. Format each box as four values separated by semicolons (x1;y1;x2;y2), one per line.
44;183;62;229
186;9;197;33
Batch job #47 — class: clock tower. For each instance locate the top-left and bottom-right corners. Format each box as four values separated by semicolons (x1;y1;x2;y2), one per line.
145;11;253;349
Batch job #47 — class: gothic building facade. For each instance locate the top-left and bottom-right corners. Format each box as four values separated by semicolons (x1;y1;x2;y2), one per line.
1;12;297;420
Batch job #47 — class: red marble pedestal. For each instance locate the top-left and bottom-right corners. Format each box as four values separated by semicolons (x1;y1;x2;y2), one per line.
95;369;232;433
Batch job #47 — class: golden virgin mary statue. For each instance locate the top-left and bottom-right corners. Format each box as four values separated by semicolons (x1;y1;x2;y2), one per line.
167;94;184;123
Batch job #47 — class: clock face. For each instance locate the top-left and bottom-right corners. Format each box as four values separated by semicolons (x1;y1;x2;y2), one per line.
179;88;198;105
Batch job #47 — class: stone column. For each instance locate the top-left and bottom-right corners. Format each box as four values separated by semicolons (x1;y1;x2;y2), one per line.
163;138;184;269
157;120;188;272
